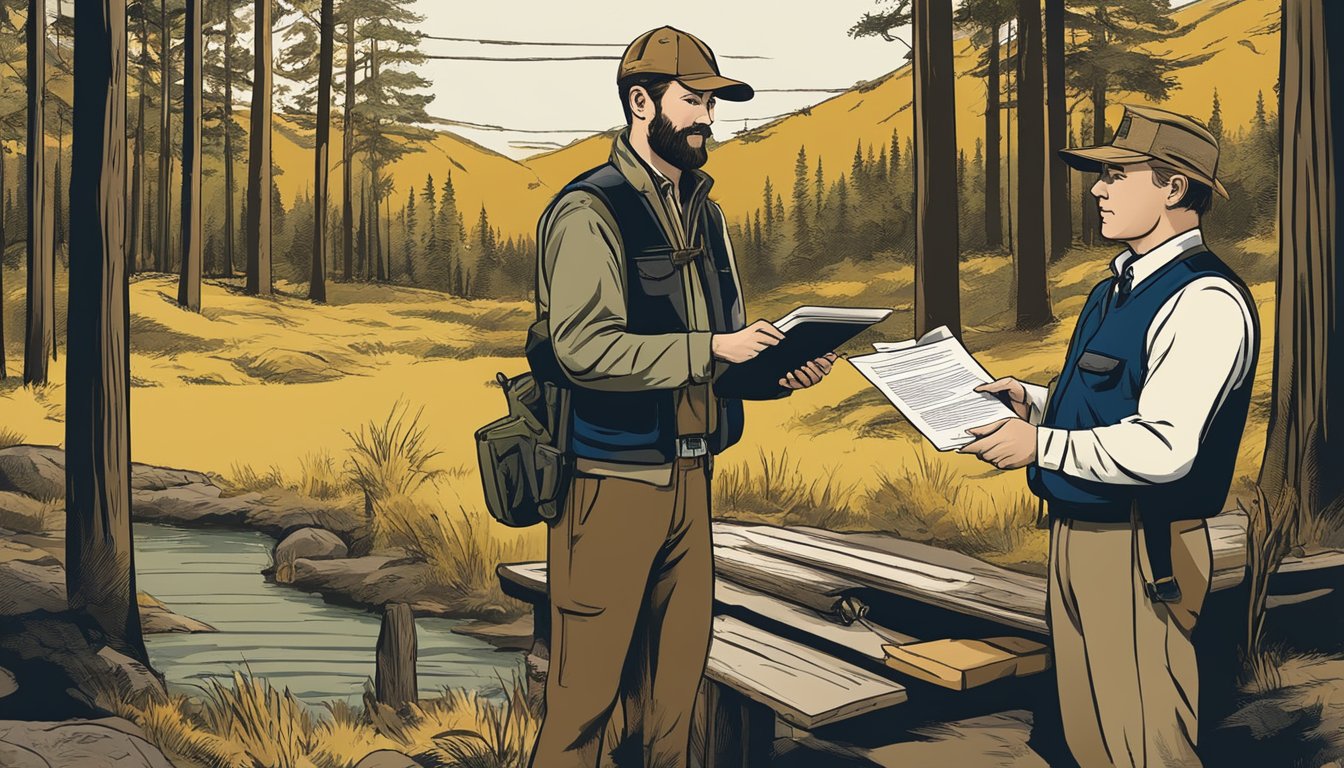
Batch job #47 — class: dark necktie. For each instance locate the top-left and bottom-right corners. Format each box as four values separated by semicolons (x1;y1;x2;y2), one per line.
1115;264;1136;306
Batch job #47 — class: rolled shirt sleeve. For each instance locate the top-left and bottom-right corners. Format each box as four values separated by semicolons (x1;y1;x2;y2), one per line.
1033;278;1254;484
543;191;714;392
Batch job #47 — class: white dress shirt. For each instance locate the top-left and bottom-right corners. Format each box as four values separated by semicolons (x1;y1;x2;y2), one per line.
1025;228;1256;485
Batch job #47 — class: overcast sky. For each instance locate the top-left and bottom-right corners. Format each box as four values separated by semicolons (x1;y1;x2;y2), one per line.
406;1;914;159
405;0;1201;160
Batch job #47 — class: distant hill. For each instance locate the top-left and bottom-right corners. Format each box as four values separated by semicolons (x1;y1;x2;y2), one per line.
252;0;1277;239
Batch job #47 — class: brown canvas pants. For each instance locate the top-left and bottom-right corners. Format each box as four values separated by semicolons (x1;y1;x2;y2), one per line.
1048;510;1213;768
528;457;714;768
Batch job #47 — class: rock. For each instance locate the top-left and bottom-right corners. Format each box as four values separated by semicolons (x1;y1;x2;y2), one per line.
131;483;261;527
94;648;165;704
452;615;534;651
276;527;349;564
0;667;16;699
136;594;216;634
290;555;437;610
353;749;422;768
0;559;66;615
243;490;363;539
0;446;66;501
0;717;175;768
0;612;149;719
0;492;53;533
130;462;212;492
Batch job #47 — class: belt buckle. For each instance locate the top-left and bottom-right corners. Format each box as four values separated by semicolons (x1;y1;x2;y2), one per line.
677;436;708;458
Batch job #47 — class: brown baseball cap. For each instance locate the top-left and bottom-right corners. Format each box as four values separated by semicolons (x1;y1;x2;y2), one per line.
618;26;754;102
1059;104;1228;198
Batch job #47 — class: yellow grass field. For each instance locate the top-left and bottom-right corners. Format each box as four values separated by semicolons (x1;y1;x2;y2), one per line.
0;230;1280;573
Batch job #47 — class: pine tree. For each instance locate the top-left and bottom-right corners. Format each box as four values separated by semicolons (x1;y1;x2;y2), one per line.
877;144;888;184
403;187;417;283
792;146;810;255
890;128;901;175
814;157;825;215
851;140;865;198
957;149;967;194
1209;88;1224;142
762;177;774;242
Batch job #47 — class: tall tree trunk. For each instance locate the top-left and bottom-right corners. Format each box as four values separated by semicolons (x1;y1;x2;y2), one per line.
24;0;53;386
1015;0;1053;329
370;40;385;283
130;11;146;276
245;0;271;296
341;16;356;281
1259;0;1344;522
912;0;960;339
309;0;333;302
1044;0;1070;261
67;0;147;664
178;0;201;310
1081;14;1107;247
222;1;235;277
1;148;6;380
54;117;64;260
1005;20;1014;254
156;0;170;272
985;31;1003;250
358;181;368;279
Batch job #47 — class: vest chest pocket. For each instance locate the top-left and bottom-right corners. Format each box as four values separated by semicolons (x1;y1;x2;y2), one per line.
632;248;681;297
1076;349;1126;391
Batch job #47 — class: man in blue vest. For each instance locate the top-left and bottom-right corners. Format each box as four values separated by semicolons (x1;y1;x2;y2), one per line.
959;105;1258;767
526;26;836;768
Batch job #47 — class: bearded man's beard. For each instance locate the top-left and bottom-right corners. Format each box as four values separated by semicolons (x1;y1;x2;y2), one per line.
649;110;712;171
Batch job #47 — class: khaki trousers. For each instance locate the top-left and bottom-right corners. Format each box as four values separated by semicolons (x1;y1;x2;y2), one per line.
528;457;714;768
1048;511;1212;768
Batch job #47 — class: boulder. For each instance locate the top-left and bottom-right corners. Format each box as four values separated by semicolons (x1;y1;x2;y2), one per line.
94;648;165;704
130;462;212;492
0;446;66;501
0;492;52;533
0;667;16;699
0;559;66;616
242;490;363;539
136;594;216;634
276;527;348;564
130;483;261;526
0;717;175;768
353;749;422;768
289;555;436;610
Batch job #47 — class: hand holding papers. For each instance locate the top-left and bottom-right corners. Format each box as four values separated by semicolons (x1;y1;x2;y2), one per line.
847;326;1019;451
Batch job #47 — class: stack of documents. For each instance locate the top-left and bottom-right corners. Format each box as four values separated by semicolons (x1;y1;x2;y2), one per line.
847;326;1018;451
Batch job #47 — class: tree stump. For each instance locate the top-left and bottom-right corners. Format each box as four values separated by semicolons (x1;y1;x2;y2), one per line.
375;603;417;710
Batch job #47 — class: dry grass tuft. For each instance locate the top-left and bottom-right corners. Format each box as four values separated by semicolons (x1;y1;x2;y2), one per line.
715;448;859;529
376;493;543;620
0;426;25;449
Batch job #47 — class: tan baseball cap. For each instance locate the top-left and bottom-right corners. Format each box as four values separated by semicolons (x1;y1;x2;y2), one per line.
618;26;754;102
1059;104;1228;198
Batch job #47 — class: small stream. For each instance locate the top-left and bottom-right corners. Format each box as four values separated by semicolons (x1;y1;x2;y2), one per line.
133;522;523;706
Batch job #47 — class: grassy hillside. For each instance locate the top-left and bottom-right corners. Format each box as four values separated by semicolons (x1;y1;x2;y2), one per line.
178;0;1276;244
521;0;1280;228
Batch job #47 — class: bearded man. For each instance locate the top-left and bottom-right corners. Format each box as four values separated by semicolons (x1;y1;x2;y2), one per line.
525;25;835;768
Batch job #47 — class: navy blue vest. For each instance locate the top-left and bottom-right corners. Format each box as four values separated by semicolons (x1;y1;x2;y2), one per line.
529;163;747;465
1026;248;1258;523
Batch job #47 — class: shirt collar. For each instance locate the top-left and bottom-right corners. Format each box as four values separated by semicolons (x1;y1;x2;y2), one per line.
1110;228;1204;288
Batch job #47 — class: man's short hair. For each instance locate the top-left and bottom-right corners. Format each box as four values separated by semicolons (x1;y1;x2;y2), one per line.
619;74;675;125
1150;162;1214;215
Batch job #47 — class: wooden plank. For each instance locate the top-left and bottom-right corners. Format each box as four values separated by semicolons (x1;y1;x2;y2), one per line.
496;563;908;728
714;579;912;661
500;562;909;663
706;615;908;730
719;523;1050;634
713;531;857;615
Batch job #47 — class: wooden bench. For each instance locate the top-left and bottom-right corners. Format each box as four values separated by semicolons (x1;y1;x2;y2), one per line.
499;562;909;766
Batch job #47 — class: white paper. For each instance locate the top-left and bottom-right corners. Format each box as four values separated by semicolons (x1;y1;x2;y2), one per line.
847;326;1017;451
